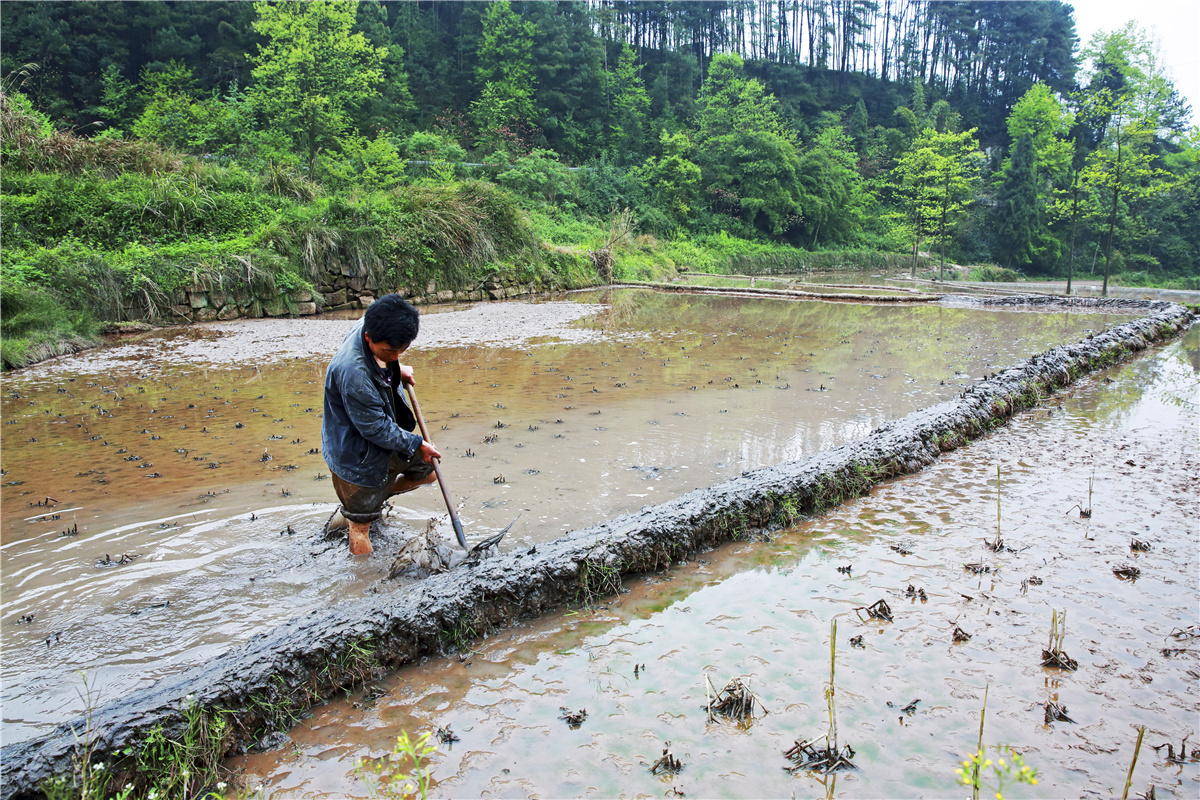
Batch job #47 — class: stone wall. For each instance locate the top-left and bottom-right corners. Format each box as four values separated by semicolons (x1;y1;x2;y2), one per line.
154;269;558;323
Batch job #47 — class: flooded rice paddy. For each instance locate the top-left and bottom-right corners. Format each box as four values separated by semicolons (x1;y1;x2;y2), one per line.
231;326;1198;798
0;289;1151;748
667;272;927;297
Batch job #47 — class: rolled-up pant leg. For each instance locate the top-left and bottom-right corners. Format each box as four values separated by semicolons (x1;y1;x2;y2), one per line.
331;451;434;523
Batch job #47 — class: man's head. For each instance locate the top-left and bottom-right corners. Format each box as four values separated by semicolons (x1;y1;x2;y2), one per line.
362;294;419;363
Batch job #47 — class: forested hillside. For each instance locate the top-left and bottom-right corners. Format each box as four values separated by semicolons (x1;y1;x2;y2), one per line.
2;1;1196;367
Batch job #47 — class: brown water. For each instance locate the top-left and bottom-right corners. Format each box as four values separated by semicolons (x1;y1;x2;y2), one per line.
229;327;1199;798
0;290;1141;742
671;273;922;297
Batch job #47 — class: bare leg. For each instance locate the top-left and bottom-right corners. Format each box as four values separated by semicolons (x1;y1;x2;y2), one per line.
348;520;373;555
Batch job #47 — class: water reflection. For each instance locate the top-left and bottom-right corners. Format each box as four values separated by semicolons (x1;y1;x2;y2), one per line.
0;290;1143;742
231;329;1198;799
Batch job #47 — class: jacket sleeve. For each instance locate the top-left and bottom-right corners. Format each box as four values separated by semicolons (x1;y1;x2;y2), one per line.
340;372;424;456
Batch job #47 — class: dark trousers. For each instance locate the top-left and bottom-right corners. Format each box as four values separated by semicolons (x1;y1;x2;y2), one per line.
331;450;434;523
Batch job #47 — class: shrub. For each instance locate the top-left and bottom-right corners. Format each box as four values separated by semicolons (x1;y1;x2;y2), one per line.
968;264;1022;282
0;280;99;370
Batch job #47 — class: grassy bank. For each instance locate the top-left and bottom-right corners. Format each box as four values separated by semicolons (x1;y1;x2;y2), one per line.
0;90;917;371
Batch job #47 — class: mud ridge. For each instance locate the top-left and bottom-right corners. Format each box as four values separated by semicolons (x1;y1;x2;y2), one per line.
1;296;1192;799
617;281;942;302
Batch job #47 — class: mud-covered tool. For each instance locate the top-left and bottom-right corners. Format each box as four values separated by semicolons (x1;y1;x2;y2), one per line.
403;381;467;550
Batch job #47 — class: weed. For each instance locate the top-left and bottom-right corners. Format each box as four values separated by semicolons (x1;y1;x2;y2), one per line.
955;745;1038;799
38;673;132;800
336;636;379;686
444;611;477;653
575;556;622;607
356;730;438;800
776;494;801;526
245;675;305;737
133;695;231;798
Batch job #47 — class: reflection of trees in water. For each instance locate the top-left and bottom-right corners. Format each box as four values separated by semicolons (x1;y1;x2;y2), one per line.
1175;326;1199;374
1077;337;1199;427
1158;335;1200;412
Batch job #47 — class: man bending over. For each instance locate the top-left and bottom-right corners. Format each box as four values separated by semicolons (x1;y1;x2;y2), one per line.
322;294;441;555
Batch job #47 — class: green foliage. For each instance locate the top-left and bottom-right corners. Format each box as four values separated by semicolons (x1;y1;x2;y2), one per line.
1;90;181;177
576;556;622;607
795;126;872;247
471;1;539;152
496;148;575;205
133;697;230;799
1006;83;1071;182
968;265;1022;282
608;42;651;164
955;745;1039;799
250;0;386;175
891;127;983;274
993;133;1040;269
695;53;803;237
357;730;438;800
326;130;407;191
0;280;99;370
2;1;1194;371
132;61;201;151
637;130;701;226
401;131;469;180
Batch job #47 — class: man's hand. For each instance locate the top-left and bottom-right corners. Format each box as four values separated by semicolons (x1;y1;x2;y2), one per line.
418;439;442;464
398;364;415;385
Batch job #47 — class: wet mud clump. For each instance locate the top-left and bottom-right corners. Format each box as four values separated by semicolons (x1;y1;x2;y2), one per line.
0;296;1192;799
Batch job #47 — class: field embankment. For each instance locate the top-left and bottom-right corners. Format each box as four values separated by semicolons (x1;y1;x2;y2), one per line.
0;295;1191;800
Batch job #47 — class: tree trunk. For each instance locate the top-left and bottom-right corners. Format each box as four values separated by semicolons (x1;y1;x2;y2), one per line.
1103;186;1117;297
1102;125;1124;297
1066;177;1079;296
939;180;948;280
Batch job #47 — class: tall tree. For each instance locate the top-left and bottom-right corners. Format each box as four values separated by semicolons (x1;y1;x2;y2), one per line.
249;0;384;175
608;42;651;164
637;129;702;225
892;126;980;276
795;125;871;247
1080;92;1172;295
694;52;803;237
993;132;1038;269
471;0;538;154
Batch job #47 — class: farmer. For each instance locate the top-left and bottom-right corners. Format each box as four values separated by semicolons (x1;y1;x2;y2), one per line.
322;294;442;555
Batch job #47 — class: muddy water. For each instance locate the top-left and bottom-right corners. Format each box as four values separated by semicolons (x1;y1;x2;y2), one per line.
671;273;924;297
0;290;1139;743
230;327;1198;799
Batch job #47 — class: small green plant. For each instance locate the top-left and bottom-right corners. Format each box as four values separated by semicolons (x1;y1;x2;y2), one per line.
576;556;622;607
38;672;137;800
356;730;438;800
955;745;1039;799
776;494;801;526
337;636;378;685
134;694;230;798
446;611;477;652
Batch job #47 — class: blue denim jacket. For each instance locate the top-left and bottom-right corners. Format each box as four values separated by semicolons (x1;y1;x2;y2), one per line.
321;321;422;488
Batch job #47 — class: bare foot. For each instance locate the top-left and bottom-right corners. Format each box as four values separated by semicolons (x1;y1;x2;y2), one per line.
348;521;373;555
388;471;438;496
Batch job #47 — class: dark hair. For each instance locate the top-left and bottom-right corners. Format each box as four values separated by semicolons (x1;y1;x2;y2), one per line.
362;294;419;347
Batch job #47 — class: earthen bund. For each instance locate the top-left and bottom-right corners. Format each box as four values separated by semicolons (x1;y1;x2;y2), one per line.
2;295;1194;798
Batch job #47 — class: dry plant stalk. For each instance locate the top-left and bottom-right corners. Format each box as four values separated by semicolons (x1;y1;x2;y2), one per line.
1041;608;1078;670
783;619;855;773
1121;726;1146;800
704;675;768;722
